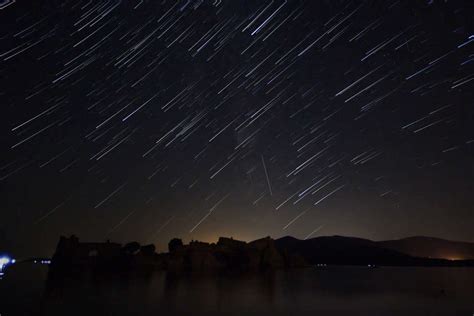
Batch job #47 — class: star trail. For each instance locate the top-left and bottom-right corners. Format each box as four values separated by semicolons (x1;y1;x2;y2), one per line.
0;0;472;256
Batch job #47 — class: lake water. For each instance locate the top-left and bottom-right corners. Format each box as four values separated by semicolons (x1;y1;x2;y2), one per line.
1;264;473;315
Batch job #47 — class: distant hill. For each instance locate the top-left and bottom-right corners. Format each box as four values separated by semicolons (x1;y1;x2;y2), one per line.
378;236;474;260
275;235;474;266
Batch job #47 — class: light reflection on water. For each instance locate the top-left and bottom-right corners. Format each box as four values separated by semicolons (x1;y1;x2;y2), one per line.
1;264;474;316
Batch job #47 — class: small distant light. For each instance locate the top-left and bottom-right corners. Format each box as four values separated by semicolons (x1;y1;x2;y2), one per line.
11;259;16;264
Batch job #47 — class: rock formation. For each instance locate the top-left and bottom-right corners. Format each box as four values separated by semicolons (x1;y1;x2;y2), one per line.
49;235;309;276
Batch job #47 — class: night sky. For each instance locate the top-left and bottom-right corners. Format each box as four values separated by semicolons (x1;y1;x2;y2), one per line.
0;0;473;257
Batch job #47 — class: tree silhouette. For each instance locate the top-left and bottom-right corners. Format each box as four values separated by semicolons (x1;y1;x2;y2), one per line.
168;238;183;253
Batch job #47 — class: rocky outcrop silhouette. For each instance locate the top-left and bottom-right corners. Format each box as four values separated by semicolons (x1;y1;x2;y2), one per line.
163;236;307;272
48;234;474;278
49;235;309;277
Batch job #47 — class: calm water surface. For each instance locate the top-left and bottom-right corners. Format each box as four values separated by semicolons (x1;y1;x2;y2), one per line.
1;264;473;315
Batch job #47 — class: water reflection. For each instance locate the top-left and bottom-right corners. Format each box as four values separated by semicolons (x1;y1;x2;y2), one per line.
1;265;474;316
